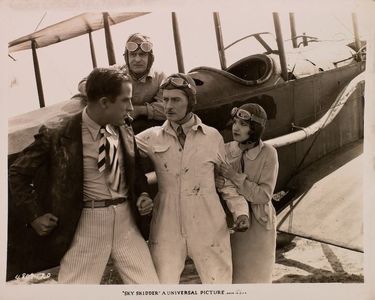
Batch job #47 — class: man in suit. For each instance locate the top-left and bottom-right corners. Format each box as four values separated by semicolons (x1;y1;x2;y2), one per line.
9;67;159;284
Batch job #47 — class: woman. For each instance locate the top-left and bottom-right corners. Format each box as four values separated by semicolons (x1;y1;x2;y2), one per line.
218;103;279;283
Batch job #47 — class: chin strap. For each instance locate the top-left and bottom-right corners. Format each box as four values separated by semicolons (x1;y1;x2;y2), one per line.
176;112;193;125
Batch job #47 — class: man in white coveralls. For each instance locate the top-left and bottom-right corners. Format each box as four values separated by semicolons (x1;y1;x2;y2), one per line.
136;73;250;283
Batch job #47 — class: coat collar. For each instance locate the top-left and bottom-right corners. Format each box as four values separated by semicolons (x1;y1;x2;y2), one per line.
228;140;264;161
62;112;83;141
118;123;135;158
135;67;155;83
161;114;207;137
169;114;196;135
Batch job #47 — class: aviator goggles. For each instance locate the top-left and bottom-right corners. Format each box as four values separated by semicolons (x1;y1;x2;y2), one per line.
160;77;196;94
231;107;266;126
125;41;153;53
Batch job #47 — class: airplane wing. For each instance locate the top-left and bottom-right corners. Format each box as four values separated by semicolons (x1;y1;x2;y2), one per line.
8;12;150;53
277;139;363;252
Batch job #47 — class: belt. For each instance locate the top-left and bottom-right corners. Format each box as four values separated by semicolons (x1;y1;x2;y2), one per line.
83;197;127;208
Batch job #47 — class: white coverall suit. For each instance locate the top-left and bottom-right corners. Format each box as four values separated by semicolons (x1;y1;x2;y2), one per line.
136;115;248;283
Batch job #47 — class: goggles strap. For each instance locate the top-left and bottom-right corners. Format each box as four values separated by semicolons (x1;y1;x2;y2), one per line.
232;107;266;126
161;77;196;95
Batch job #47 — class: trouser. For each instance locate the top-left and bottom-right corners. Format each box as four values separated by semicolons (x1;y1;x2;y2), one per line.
58;201;159;284
150;234;232;284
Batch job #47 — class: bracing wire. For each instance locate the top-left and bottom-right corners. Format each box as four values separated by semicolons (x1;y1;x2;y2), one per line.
34;12;47;32
332;13;353;36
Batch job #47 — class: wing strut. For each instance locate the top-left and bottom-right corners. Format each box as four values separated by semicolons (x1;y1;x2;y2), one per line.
171;12;185;73
273;13;288;81
31;40;45;108
213;12;227;70
289;13;298;48
103;12;116;66
88;31;97;68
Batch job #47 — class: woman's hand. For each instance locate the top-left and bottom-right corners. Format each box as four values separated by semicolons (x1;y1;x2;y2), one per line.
233;214;250;232
219;162;238;182
215;174;225;189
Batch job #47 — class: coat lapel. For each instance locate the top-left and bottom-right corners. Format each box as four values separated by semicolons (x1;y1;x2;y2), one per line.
118;124;136;186
119;124;135;158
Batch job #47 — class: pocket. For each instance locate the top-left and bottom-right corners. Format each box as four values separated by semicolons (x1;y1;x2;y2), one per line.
151;144;172;171
152;144;170;153
198;192;227;225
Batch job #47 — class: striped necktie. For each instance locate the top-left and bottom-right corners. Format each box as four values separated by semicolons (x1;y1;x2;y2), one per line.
97;127;107;173
97;126;121;192
176;125;186;148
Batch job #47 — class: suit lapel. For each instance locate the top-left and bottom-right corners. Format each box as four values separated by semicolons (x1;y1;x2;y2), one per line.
119;125;135;158
118;124;135;186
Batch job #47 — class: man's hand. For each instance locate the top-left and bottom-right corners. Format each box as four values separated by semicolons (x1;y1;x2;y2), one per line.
219;162;238;182
233;214;249;232
129;106;147;119
136;193;154;216
30;213;58;236
78;81;87;96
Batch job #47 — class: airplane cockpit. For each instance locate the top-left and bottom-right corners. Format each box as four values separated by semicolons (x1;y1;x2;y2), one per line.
226;53;274;84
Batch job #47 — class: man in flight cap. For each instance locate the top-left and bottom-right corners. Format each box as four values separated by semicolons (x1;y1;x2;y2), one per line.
78;33;166;130
136;73;250;284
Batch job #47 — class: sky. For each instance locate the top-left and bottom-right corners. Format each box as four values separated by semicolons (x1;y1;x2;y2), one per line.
4;1;373;118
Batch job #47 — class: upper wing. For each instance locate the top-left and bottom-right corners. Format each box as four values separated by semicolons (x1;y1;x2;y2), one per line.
8;12;150;53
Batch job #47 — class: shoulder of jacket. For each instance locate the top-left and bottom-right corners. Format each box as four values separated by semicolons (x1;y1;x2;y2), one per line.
137;126;163;138
225;141;241;158
153;70;167;80
41;115;71;132
200;124;221;137
40;113;80;138
225;141;237;150
262;142;278;157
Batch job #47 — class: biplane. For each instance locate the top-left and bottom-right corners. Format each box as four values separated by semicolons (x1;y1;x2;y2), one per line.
7;11;365;281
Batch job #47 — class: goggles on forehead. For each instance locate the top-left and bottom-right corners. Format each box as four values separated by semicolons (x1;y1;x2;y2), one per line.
231;107;267;126
125;41;153;52
160;77;196;94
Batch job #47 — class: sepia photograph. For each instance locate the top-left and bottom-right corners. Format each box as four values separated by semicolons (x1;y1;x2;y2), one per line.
1;0;374;299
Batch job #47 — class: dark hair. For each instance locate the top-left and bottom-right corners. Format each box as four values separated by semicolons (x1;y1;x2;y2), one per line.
86;67;131;103
248;121;265;144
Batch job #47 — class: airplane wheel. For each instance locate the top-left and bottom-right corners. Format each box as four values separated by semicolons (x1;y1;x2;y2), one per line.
276;232;295;249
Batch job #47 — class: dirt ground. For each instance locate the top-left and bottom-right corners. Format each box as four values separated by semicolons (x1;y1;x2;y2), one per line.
272;235;363;283
10;233;363;284
178;234;364;284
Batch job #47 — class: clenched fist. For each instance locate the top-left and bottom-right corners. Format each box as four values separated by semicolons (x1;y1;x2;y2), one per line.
136;193;154;216
30;213;58;236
